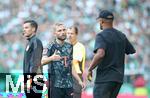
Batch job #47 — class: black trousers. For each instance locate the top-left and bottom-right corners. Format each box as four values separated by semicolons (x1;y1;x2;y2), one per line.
24;73;44;98
93;82;122;98
51;87;73;98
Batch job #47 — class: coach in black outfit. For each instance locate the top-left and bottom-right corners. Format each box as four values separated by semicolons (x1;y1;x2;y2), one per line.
87;10;136;98
23;20;43;98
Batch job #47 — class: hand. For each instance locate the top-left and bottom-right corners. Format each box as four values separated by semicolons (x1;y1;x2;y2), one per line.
51;50;62;61
78;81;86;90
87;70;92;82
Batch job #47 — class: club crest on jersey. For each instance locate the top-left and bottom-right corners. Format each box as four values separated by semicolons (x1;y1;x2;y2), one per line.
55;50;61;55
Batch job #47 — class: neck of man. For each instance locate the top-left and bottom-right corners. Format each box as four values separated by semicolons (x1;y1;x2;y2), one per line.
27;33;35;40
56;38;65;45
72;39;78;45
103;24;113;30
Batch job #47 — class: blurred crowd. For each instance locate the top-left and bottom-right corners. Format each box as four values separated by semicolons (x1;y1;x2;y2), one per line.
0;0;150;96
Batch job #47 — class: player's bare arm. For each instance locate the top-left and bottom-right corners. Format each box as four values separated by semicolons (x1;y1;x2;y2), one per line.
72;65;85;90
41;51;62;65
87;48;105;81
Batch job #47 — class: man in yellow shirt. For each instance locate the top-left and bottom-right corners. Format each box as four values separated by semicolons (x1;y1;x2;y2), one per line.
67;26;86;98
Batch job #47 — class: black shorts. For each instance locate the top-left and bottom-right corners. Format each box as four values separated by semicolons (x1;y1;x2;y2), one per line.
93;82;122;98
73;74;82;93
73;74;82;98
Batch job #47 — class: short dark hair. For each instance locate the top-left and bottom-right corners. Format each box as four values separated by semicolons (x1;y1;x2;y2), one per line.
69;26;78;35
24;20;38;32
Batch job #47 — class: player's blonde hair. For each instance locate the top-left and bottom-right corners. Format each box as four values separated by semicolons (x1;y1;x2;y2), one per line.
53;23;64;32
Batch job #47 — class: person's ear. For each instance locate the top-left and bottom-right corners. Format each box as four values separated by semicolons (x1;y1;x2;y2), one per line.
53;32;57;36
32;27;36;32
101;20;104;24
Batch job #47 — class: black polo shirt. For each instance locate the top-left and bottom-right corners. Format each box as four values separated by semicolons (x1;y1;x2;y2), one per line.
94;28;135;83
23;35;43;73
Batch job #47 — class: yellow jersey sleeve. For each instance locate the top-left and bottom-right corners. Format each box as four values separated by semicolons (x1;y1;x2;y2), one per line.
73;42;86;74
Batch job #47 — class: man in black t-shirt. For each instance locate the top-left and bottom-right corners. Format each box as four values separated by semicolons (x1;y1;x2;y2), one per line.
87;10;136;98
